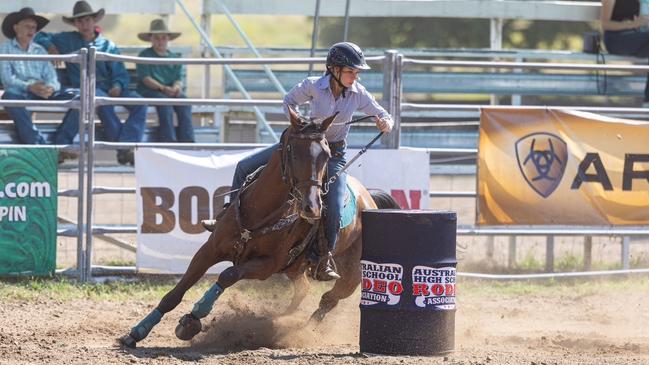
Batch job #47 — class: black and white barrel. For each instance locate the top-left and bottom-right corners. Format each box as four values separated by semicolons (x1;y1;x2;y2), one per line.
359;210;457;356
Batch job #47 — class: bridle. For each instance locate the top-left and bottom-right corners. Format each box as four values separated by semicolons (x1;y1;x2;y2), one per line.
279;121;331;203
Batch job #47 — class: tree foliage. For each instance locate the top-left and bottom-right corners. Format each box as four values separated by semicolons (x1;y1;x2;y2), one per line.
317;17;598;51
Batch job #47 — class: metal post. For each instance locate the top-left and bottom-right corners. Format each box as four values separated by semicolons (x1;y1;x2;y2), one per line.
583;236;592;271
382;51;401;149
621;236;630;270
308;0;322;76
76;48;88;281
343;0;352;41
508;236;516;268
84;47;97;281
545;235;555;273
382;50;395;113
201;0;212;100
486;236;494;261
512;57;522;106
489;18;503;106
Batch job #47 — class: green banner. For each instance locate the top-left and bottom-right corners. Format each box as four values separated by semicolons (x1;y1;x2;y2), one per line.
0;148;58;276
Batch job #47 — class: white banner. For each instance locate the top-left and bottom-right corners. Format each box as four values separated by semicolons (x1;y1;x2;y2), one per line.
135;147;429;273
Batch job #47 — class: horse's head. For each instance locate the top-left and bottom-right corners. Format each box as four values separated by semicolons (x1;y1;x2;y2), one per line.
281;107;337;223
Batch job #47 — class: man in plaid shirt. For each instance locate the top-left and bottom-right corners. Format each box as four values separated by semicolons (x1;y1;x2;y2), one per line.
0;7;79;162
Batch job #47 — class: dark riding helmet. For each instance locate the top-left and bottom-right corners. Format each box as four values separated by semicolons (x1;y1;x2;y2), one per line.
326;42;370;70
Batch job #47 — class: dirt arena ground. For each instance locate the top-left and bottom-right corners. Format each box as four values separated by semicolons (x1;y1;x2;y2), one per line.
0;276;648;365
26;171;647;364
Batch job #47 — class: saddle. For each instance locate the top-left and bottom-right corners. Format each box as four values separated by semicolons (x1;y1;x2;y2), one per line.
237;165;357;276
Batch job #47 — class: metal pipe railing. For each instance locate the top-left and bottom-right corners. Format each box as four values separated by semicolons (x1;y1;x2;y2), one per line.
8;48;649;280
401;103;649;114
76;48;88;282
83;47;97;282
0;50;87;281
402;57;649;73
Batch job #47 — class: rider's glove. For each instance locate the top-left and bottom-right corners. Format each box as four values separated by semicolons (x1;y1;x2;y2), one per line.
375;116;394;133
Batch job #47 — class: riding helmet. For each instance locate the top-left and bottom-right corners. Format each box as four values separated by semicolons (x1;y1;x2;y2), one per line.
326;42;370;70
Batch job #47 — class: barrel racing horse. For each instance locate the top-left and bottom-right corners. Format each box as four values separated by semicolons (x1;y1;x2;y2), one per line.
120;108;400;348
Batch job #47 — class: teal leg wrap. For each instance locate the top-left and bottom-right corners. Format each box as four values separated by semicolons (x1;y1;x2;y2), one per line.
129;308;163;341
191;283;223;319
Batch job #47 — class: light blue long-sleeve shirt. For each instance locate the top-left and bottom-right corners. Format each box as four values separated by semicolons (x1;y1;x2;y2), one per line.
283;74;392;142
0;38;60;97
34;30;129;91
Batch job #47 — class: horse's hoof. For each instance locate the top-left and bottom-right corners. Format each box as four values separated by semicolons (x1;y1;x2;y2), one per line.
308;310;326;325
119;334;137;349
175;314;202;341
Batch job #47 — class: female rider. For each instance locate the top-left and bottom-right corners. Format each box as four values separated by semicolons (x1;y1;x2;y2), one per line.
202;42;394;280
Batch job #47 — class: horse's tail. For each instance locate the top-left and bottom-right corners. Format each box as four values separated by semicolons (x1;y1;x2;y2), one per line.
370;190;401;209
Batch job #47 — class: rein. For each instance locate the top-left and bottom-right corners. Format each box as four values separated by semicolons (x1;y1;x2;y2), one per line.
323;131;384;195
230;117;384;266
231;124;327;265
344;115;376;125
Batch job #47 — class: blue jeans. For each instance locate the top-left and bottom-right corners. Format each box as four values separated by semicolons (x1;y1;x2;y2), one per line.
139;90;194;142
230;142;347;252
604;29;649;101
95;88;147;142
2;89;80;144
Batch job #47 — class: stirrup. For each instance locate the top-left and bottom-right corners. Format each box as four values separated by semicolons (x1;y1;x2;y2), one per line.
314;253;340;281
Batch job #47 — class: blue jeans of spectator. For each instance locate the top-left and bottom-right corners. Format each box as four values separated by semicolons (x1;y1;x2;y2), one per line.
139;90;194;142
229;142;347;252
95;88;147;142
2;88;80;144
604;29;649;101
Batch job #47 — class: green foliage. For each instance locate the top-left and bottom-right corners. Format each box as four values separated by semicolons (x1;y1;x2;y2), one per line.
556;254;583;272
317;17;598;51
460;276;649;299
503;20;597;50
318;17;489;48
99;259;136;267
0;276;183;302
518;251;543;272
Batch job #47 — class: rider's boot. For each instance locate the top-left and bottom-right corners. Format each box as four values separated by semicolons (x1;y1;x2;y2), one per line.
200;203;231;232
315;252;341;281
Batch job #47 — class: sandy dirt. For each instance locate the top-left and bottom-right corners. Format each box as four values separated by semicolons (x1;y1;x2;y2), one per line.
0;276;648;365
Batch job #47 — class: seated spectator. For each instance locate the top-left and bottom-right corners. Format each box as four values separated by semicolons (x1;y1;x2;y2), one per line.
601;0;649;106
0;7;79;163
137;19;194;143
35;1;147;165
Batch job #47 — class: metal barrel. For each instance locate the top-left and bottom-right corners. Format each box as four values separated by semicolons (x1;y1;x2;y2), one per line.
359;210;457;356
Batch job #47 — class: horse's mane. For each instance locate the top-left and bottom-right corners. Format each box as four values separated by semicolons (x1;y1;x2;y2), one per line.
291;120;323;135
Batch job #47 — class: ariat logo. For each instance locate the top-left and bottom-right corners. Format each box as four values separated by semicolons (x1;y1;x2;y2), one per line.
515;132;568;198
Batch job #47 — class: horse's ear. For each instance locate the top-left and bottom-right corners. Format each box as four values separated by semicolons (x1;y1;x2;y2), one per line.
320;112;338;132
287;105;300;127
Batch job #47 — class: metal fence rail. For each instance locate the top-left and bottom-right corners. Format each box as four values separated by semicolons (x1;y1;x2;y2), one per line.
3;48;648;281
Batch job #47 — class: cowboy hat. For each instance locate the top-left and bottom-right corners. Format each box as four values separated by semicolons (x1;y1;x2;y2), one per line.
2;7;49;39
62;1;105;25
137;19;181;42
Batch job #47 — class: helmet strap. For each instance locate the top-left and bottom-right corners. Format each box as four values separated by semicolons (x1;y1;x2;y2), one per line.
327;65;347;98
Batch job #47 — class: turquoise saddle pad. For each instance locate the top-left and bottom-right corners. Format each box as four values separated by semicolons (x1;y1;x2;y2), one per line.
339;183;357;230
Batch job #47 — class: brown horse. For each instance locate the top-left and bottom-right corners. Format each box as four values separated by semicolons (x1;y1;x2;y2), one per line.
120;108;400;348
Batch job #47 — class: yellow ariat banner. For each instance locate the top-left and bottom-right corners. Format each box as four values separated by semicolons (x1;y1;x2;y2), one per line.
477;108;649;225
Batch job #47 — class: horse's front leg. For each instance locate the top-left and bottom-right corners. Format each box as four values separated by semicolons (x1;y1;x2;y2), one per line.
120;239;224;348
174;256;275;341
282;271;310;316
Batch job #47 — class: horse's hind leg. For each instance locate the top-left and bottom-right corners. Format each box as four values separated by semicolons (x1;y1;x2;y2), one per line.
309;240;362;323
120;240;222;348
174;256;275;341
